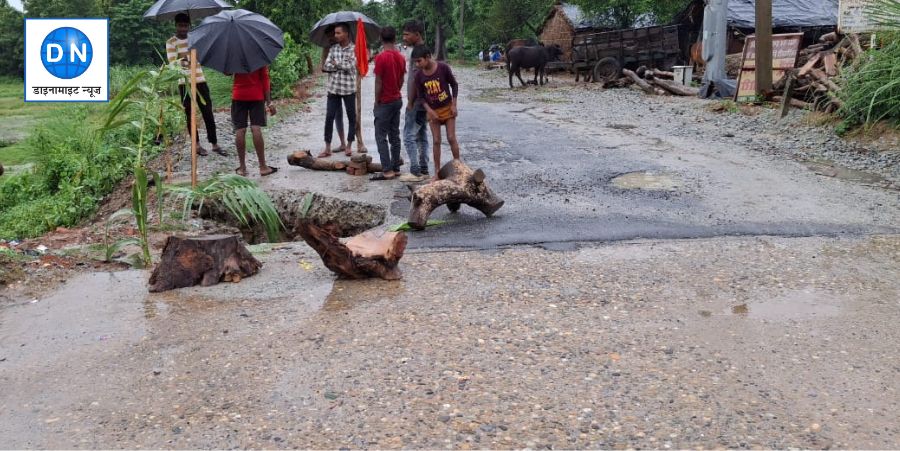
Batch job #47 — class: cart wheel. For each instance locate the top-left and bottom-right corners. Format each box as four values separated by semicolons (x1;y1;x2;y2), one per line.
592;57;621;84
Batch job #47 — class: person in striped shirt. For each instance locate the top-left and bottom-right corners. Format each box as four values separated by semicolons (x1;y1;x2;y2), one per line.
167;13;224;157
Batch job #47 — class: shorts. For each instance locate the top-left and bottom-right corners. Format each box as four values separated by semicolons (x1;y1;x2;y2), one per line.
231;100;267;129
431;104;455;124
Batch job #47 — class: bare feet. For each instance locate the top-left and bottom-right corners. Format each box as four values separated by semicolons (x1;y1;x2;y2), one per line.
235;167;248;177
260;166;279;177
212;145;227;156
317;150;332;158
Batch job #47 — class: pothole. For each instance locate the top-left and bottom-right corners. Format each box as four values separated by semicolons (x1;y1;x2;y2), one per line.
201;189;385;244
611;171;682;191
801;159;887;186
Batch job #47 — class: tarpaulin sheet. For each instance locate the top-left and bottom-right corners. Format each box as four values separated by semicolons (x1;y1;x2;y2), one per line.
727;0;838;28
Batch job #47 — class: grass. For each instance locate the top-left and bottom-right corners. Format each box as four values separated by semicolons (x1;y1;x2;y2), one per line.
0;76;65;166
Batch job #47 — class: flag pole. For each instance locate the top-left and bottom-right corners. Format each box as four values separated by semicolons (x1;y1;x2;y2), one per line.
356;74;365;153
190;48;199;188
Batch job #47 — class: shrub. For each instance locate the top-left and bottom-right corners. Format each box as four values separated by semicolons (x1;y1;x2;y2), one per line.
838;35;900;128
270;33;304;99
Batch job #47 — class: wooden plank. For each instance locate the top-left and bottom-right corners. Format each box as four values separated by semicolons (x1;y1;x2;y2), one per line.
755;0;773;94
798;52;822;77
779;71;795;118
823;51;838;76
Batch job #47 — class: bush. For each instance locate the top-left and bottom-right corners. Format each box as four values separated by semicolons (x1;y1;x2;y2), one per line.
270;33;304;99
838;35;900;128
0;70;183;240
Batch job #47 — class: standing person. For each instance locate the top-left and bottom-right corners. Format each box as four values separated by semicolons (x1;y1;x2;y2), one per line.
412;45;460;181
399;20;430;182
318;25;347;156
370;26;406;181
232;66;277;177
319;23;357;158
167;13;224;157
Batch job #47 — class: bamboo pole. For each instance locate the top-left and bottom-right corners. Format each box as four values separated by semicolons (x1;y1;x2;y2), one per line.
356;74;366;153
189;48;198;188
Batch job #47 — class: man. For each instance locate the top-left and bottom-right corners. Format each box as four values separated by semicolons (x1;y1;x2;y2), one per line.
411;45;460;182
318;25;347;156
399;20;430;182
167;13;224;157
320;23;357;158
232;66;277;177
370;26;406;181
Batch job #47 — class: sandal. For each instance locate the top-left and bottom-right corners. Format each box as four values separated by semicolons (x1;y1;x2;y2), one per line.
212;146;227;157
260;166;279;177
369;173;396;181
235;167;248;177
197;146;209;156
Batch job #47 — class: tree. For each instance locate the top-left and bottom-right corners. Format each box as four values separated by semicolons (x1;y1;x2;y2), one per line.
105;0;170;66
0;0;24;76
23;0;96;16
571;0;691;29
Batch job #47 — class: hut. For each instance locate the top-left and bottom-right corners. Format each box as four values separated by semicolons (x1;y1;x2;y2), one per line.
537;2;587;63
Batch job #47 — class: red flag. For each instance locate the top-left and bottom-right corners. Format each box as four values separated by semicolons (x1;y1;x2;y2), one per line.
355;18;369;76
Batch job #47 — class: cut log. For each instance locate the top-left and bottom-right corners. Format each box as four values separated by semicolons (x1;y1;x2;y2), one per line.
822;52;838;76
649;77;699;96
623;68;655;95
287;150;382;173
810;68;841;93
819;31;838;43
645;69;675;79
798;52;821;77
295;221;406;280
148;234;261;292
287;150;348;171
408;159;504;230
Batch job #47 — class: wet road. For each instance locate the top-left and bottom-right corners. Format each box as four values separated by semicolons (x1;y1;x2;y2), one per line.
2;67;899;449
394;85;899;249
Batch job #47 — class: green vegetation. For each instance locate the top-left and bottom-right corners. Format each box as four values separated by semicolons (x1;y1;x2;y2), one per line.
837;0;900;130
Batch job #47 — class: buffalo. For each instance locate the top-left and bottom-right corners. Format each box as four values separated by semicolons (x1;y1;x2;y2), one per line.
505;44;562;89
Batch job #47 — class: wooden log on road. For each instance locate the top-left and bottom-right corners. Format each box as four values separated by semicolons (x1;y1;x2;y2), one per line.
295;221;406;280
148;235;261;292
623;68;655;95
648;77;700;96
287;150;382;173
408;159;504;230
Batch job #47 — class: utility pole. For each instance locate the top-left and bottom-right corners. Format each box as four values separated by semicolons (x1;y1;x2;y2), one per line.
459;0;465;60
755;0;773;96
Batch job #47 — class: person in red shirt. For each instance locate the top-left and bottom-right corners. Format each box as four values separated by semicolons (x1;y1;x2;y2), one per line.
231;66;277;177
370;26;406;181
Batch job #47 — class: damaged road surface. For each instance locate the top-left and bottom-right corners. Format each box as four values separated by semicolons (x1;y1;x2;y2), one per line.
1;67;899;449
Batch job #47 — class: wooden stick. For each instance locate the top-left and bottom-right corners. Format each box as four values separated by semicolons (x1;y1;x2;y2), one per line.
772;95;812;110
189;48;198;188
778;72;795;118
355;75;367;153
649;76;699;96
810;68;841;93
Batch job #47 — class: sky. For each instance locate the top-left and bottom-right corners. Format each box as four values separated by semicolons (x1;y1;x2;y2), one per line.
8;0;23;12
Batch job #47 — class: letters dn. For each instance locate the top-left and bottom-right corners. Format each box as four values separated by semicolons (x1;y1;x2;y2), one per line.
25;19;109;102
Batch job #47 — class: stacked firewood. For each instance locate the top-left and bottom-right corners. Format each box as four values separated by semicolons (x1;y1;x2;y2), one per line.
608;66;700;97
773;32;865;114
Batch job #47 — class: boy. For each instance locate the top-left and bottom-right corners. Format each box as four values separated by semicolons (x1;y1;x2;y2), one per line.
399;20;430;182
370;26;406;180
411;45;459;181
166;13;224;156
232;65;277;177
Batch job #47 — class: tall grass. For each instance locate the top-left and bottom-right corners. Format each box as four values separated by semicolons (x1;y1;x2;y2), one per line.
836;0;900;129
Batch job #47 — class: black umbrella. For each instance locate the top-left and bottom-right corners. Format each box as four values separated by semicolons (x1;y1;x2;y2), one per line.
143;0;232;21
188;9;284;74
309;11;381;48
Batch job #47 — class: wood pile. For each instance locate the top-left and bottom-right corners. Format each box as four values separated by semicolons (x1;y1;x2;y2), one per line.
775;32;865;115
287;150;383;175
612;66;699;97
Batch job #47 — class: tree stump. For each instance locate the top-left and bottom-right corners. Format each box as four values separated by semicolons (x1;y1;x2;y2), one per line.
148;235;261;292
408;159;504;230
295;221;407;280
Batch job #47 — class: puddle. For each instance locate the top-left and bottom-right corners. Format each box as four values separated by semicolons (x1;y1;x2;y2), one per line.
801;160;887;186
728;290;842;321
611;171;683;191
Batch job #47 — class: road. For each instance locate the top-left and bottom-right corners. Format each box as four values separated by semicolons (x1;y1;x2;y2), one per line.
1;66;898;449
